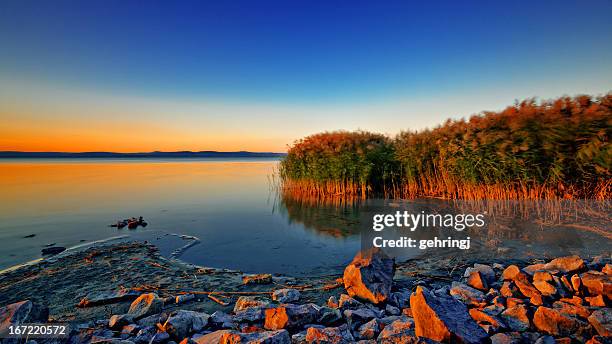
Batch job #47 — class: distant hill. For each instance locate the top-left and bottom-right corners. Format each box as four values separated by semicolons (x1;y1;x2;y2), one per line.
0;151;286;158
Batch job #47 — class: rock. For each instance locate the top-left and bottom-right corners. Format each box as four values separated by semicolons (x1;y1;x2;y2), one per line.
327;296;338;309
500;281;518;298
385;304;401;316
137;312;168;327
234;296;270;313
581;271;612;299
533;306;579;337
546;255;586;274
343;249;395;304
552;301;590;319
502;265;521;280
469;308;506;332
377;318;418;343
242;273;273;285
121;324;141;336
560;275;574;292
291;331;307;344
109;314;135;330
210;311;234;329
272;289;301;303
571;274;582;293
410;286;488;343
533;271;554;282
175;294;195;304
533;280;557;297
337;294;363;311
317;307;342;326
0;301;49;333
559;296;583;306
357;318;382;340
305;325;354;343
604;264;612;276
388;290;411;309
165;310;210;339
588;309;611;337
78;289;140;307
150;332;170;344
587;335;612;344
500;305;530;332
343;308;380;331
586;295;607;307
513;279;543;305
264;303;319;330
233;307;267;323
534;335;556;344
466;271;488;291
522;264;548;276
41;246;66;255
134;326;157;344
449;282;487;307
196;329;290;344
505;298;525;309
490;332;522;344
127;293;163;319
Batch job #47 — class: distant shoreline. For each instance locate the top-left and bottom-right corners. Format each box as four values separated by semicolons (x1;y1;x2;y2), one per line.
0;151;286;159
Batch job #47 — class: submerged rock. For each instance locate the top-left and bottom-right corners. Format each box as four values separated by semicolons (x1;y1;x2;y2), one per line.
343;249;395;304
410;286;488;343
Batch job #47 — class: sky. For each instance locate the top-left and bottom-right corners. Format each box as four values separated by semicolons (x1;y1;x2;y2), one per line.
0;0;611;152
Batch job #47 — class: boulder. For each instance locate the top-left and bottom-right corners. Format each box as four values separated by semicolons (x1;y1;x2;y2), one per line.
388;290;411;309
264;303;319;330
469;308;506;332
586;295;607;307
604;264;612;276
545;255;585;274
533;306;579;337
559;296;583;306
165;310;210;339
513;279;543;305
233;306;267;323
272;289;300;303
385;304;401;316
449;282;487;307
127;293;163;319
581;271;612;299
533;280;557;297
327;296;339;309
533;271;554;282
343;249;395;304
409;286;488;343
305;325;354;343
500;281;518;298
500;305;530;332
588;309;611;337
337;294;364;311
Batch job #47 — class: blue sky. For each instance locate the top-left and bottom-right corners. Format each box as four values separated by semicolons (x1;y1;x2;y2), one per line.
0;0;611;152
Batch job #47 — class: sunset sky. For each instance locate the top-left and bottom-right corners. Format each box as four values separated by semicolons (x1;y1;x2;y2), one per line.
1;1;611;152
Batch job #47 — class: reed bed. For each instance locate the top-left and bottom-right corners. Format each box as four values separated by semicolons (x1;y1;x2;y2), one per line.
279;94;611;201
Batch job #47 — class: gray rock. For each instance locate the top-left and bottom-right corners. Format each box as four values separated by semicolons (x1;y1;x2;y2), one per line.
490;332;522;344
194;329;290;344
534;335;556;344
343;308;379;331
388;290;411;309
272;289;301;303
449;282;486;306
133;326;157;344
337;294;364;311
233;306;267;323
210;310;234;329
317;306;342;325
150;332;170;344
165;310;210;339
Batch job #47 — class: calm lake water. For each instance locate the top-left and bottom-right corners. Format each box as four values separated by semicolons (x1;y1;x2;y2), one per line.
0;159;609;275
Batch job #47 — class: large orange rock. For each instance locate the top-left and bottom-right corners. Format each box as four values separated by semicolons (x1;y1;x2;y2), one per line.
409;286;488;343
343;249;395;304
552;301;591;319
513;279;543;305
546;255;586;274
533;306;580;337
581;271;612;299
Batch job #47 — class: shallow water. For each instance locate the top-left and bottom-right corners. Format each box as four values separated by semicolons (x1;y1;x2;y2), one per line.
0;159;609;275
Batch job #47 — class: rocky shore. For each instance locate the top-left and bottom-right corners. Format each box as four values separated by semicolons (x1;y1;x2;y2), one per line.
0;242;610;343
